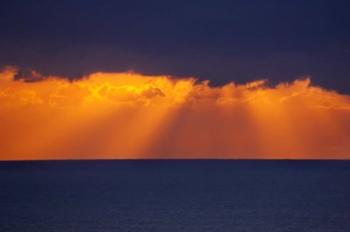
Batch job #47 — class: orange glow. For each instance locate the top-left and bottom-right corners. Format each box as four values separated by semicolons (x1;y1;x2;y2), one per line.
1;67;350;160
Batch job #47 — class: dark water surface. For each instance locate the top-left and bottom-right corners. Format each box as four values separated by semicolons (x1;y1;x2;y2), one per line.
0;160;350;232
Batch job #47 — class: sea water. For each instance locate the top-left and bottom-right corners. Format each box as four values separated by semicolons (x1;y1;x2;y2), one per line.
0;160;349;232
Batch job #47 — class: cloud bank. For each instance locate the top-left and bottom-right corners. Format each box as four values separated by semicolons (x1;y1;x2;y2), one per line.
1;67;350;160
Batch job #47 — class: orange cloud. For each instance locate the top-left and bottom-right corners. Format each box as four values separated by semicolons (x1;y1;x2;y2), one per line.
1;67;350;160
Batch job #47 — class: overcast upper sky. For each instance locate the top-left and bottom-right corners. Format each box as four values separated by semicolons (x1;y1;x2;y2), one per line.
0;0;349;92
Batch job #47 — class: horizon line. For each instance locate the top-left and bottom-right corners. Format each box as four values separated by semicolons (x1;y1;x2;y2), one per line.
1;158;350;162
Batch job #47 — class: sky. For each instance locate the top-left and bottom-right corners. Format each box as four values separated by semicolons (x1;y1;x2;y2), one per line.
1;0;350;91
0;0;350;159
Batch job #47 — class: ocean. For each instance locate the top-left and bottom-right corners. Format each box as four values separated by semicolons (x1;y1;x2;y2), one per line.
0;160;349;231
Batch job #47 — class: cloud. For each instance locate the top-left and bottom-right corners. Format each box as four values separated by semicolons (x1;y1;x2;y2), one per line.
13;67;45;82
1;67;350;160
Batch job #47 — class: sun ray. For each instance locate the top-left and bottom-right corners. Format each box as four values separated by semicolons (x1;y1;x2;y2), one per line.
1;68;350;160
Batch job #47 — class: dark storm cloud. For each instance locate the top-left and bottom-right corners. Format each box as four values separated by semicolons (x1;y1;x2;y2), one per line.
0;0;349;92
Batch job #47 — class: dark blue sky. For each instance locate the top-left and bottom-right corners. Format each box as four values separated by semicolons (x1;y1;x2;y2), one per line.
1;0;349;92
